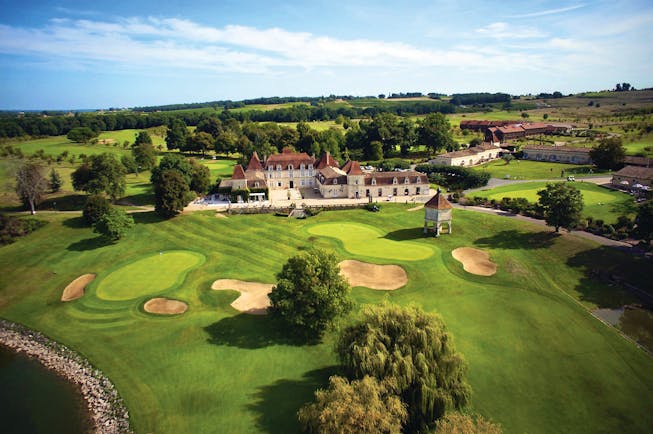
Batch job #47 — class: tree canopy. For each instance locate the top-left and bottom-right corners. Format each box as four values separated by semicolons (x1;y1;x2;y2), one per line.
153;169;192;218
589;137;626;170
15;162;48;215
417;113;457;154
71;153;126;201
66;126;98;143
634;200;653;244
93;207;134;241
337;304;471;431
298;376;407;434
433;413;502;434
268;248;352;340
537;182;584;232
83;194;111;226
165;118;188;150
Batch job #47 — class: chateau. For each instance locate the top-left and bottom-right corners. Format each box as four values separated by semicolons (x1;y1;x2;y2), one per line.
220;148;430;200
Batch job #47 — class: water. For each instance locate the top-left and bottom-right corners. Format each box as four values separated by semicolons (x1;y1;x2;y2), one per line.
0;345;90;434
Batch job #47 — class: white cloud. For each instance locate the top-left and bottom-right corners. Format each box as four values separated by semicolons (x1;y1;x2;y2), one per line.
507;4;586;19
475;22;547;39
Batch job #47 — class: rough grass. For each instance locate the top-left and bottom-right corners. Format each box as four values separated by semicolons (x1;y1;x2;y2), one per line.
0;207;651;434
470;181;636;223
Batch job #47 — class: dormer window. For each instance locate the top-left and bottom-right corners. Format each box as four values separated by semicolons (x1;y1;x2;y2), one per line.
288;164;293;170
308;164;313;170
300;164;305;170
392;177;398;185
334;179;338;185
371;178;376;186
276;165;282;171
404;177;410;184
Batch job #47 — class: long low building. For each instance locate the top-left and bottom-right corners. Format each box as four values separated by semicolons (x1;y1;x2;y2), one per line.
611;166;653;188
428;144;502;167
521;145;592;164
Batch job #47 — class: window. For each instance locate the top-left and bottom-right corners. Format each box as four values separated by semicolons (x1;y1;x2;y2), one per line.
254;182;260;188
371;178;377;186
404;188;409;195
393;188;397;196
392;177;398;185
416;187;421;194
300;164;305;170
404;177;409;184
288;164;293;170
378;188;383;197
333;179;338;185
276;165;281;171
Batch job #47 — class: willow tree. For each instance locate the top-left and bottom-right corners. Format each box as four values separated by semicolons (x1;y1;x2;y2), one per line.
337;304;471;431
298;375;407;434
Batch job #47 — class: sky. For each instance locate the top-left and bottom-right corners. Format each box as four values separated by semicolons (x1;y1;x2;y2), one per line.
0;0;652;110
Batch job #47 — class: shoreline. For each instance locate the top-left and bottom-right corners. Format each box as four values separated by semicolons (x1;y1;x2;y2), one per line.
0;319;132;434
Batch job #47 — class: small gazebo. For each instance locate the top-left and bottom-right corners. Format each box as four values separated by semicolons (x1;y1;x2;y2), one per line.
424;189;452;237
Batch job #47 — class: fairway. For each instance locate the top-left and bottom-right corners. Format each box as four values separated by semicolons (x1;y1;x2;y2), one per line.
471;159;600;180
307;222;434;260
471;181;635;223
0;207;651;434
95;250;205;301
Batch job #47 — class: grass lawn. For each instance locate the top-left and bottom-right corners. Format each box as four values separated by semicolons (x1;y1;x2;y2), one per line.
97;128;167;147
96;250;205;301
307;222;433;260
199;158;237;180
470;181;636;223
0;207;651;433
5;136;132;159
471;159;603;180
624;139;653;157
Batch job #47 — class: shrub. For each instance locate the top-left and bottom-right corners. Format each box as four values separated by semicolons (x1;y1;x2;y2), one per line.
83;195;111;226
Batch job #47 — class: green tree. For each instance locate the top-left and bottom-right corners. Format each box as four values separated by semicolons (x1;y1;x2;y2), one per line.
434;413;502;434
634;200;653;244
337;304;471;431
366;140;384;161
537;182;584;232
417;113;456;154
15;162;48;215
502;154;514;164
189;159;211;194
93;207;134;241
82;194;111;226
186;131;214;157
214;130;238;155
154;169;192;218
121;154;138;174
132;142;157;171
67;127;98;143
151;154;193;186
269;249;352;340
71;153;126;201
521;112;530;119
48;168;63;193
165;118;188;150
134;130;153;146
589;137;626;170
298;376;407;434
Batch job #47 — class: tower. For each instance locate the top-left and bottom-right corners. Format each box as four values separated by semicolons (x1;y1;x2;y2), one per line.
424;189;452;237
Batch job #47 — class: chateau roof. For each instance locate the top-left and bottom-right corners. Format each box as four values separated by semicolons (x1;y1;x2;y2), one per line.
246;151;264;171
316;151;339;169
364;170;428;186
522;145;591;153
265;148;314;170
425;190;453;210
341;160;363;175
232;164;246;180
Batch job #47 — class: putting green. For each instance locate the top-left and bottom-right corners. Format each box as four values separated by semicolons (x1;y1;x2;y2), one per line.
95;251;205;301
308;222;433;261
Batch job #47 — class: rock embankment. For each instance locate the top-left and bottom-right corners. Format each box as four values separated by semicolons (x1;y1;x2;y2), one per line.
0;320;132;434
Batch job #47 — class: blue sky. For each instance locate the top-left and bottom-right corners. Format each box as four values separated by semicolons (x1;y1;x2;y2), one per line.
1;0;652;110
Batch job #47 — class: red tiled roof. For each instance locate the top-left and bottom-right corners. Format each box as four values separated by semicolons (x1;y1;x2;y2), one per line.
521;122;548;130
232;164;246;180
341;160;363;175
424;190;452;210
246;151;263;171
498;125;525;134
315;151;339;169
624;156;652;167
265;149;314;170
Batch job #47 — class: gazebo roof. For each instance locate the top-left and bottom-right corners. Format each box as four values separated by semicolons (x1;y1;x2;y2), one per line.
424;190;452;210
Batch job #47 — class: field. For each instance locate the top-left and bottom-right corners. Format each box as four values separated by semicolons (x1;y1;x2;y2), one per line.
470;181;636;223
0;206;651;433
471;159;603;180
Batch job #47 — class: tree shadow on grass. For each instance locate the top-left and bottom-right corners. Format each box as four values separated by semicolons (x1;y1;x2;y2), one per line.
40;194;87;211
566;246;653;308
204;314;320;349
384;227;426;241
474;230;558;250
67;235;110;251
247;366;339;434
62;216;87;229
131;211;166;225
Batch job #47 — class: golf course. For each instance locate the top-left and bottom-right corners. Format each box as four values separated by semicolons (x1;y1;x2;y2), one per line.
0;205;651;433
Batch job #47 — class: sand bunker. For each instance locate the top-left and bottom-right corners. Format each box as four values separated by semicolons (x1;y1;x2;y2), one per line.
61;274;96;302
338;260;408;290
451;247;497;276
211;279;274;315
143;297;188;315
